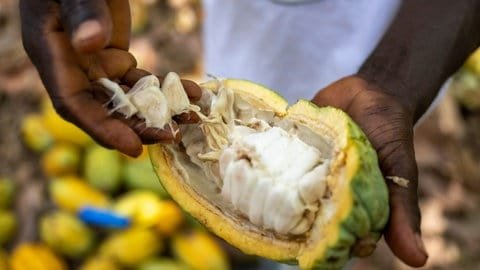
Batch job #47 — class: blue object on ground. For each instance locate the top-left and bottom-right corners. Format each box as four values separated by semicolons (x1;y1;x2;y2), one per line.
78;206;130;229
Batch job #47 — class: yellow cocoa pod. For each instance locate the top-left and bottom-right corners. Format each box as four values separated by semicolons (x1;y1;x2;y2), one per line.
113;191;163;228
21;114;54;152
148;77;390;269
41;143;81;178
41;99;93;147
172;230;229;270
0;249;8;270
113;191;183;234
49;176;110;213
154;201;184;236
130;0;149;34
84;145;122;193
0;210;16;245
100;228;162;267
137;258;188;270
465;48;480;76
80;256;120;270
0;178;15;209
10;243;67;270
40;211;94;258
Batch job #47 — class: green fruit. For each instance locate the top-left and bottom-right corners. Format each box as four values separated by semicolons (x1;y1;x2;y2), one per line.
0;178;15;209
452;69;480;110
0;210;16;245
84;146;122;193
40;211;94;258
137;258;188;270
123;159;168;197
148;78;389;269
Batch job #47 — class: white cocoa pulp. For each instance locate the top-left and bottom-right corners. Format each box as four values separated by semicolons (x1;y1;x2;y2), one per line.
100;74;332;236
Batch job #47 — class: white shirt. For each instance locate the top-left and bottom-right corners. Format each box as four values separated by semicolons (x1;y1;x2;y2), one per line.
202;0;401;103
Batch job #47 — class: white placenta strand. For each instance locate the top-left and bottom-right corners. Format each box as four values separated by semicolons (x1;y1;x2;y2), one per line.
219;127;329;235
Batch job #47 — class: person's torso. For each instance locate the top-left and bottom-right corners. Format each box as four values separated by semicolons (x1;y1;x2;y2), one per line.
202;0;401;102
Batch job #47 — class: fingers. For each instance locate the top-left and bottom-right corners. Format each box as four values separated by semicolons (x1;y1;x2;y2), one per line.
313;79;428;267
369;114;428;267
51;91;143;157
79;48;137;80
91;82;183;144
312;76;363;109
115;116;182;144
349;92;428;267
123;68;203;102
59;0;112;53
106;0;132;50
174;112;201;124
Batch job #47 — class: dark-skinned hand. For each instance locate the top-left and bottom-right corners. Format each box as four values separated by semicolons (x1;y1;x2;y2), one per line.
20;0;202;157
313;75;428;267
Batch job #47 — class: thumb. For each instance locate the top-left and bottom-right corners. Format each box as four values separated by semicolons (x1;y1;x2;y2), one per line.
313;80;429;266
380;136;428;267
60;0;112;53
359;101;428;267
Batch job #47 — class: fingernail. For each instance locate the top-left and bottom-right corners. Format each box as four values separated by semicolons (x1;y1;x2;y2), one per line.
415;233;428;257
73;20;102;44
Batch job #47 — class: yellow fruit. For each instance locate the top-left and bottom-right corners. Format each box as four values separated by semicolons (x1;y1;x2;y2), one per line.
84;145;122;193
172;230;229;270
0;178;15;209
41;143;81;178
40;211;94;258
138;258;188;270
10;243;67;270
130;0;149;34
113;191;181;231
0;249;8;270
147;77;389;269
100;228;162;267
21;114;54;152
80;256;120;270
154;201;184;236
49;176;110;213
41;99;93;146
465;48;480;76
0;210;16;245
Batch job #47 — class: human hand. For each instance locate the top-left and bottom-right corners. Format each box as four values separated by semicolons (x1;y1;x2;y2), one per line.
20;0;201;157
312;76;428;267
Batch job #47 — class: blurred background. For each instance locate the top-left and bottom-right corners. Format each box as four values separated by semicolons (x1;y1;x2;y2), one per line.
1;0;480;269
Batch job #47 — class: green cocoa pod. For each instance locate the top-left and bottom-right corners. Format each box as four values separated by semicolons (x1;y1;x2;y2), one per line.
84;145;122;193
40;211;94;258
